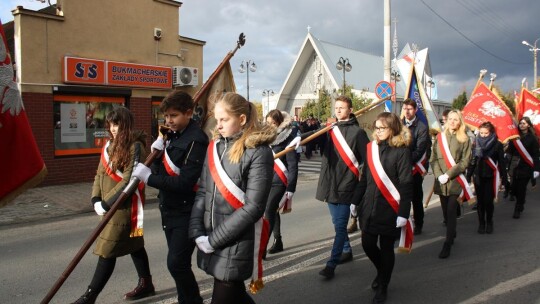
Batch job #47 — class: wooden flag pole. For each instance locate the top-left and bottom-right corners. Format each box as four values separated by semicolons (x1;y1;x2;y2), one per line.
274;96;391;159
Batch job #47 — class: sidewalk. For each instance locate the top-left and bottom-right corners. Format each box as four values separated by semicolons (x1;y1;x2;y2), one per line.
0;182;159;226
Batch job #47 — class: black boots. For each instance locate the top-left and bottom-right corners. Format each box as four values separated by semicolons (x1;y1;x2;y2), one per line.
318;265;335;279
477;223;486;234
72;287;99;304
438;242;452;259
372;284;388;303
513;205;523;219
268;237;283;254
486;222;493;234
124;276;155;301
371;275;380;290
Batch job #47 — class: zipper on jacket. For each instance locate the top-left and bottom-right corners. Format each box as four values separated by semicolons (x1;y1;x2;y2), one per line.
211;138;228;230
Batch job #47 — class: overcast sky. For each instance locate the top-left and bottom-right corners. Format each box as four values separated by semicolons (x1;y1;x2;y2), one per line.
2;0;540;103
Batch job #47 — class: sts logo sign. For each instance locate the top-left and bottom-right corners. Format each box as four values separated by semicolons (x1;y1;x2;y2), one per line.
74;62;98;79
63;57;105;85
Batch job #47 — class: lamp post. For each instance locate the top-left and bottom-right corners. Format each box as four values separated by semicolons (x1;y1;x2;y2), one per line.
239;60;257;100
262;89;274;116
336;57;352;95
522;39;540;88
390;69;401;102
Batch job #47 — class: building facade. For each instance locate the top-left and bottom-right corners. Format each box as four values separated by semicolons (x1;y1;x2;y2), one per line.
6;0;205;185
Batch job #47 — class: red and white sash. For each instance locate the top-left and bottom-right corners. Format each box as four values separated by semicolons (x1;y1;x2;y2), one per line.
512;139;534;168
485;157;500;201
329;125;360;180
366;141;414;253
101;141;145;237
208;140;269;294
412;152;427;176
273;155;292;213
162;149;181;176
437;133;475;202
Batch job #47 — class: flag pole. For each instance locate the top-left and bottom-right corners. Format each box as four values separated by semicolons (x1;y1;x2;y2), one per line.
274;96;391;159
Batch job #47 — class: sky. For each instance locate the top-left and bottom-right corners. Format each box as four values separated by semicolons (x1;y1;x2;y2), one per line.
2;0;540;103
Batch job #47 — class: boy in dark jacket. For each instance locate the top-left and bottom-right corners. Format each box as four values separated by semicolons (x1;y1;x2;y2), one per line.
133;91;208;304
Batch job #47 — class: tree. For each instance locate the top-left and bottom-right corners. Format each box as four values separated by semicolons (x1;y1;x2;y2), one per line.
253;101;263;121
452;91;468;110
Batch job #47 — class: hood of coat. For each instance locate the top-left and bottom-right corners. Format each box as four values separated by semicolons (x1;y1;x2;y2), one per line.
213;125;277;148
272;111;294;146
132;130;147;147
388;127;412;148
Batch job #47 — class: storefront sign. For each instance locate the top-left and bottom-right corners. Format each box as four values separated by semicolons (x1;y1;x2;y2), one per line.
63;56;172;89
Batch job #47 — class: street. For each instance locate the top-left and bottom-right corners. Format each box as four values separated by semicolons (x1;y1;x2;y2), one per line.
1;173;540;304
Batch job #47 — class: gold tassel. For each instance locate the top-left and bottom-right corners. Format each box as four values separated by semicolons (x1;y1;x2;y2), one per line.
130;228;144;237
397;247;412;254
248;279;265;294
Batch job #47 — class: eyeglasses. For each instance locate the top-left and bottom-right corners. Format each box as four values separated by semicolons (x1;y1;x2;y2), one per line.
375;126;389;132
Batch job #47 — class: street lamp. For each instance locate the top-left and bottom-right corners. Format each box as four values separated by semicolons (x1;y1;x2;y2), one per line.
336;57;352;95
390;69;401;101
239;60;257;100
522;39;540;88
262;89;274;116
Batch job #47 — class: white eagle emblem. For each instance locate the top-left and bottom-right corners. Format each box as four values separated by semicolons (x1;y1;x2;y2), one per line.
0;30;24;129
478;100;506;118
523;109;540;126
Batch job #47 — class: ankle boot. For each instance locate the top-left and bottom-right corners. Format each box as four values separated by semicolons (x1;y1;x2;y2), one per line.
124;276;155;301
372;284;388;303
72;287;99;304
438;242;452;259
486;222;493;234
513;206;521;219
268;237;283;254
347;217;359;233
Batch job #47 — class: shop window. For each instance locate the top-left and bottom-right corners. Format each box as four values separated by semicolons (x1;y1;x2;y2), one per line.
151;100;165;141
53;95;124;156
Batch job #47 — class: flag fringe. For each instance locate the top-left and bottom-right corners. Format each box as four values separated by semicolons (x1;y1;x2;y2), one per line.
0;165;47;208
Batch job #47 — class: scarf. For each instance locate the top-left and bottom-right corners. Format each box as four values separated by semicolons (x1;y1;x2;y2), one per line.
474;133;496;158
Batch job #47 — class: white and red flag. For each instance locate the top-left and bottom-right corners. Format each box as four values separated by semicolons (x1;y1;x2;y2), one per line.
515;88;540;136
0;20;47;207
462;82;519;143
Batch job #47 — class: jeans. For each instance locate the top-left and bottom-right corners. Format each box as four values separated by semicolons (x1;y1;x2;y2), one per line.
327;202;352;268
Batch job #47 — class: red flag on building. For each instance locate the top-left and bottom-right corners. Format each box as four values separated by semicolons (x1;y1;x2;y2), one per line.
515;88;540;136
462;82;519;143
0;21;47;207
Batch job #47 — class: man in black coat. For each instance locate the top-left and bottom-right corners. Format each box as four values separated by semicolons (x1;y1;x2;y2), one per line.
402;99;431;235
133;91;207;304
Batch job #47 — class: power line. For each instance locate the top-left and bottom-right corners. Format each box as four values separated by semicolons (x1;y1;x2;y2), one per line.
419;0;529;65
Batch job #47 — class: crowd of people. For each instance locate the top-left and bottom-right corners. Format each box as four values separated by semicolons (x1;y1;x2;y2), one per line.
71;92;540;304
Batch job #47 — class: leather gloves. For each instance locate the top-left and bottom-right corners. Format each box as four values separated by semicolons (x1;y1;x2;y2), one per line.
132;163;151;183
195;236;215;254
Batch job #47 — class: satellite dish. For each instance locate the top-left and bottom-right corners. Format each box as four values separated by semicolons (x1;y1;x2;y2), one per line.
179;68;193;85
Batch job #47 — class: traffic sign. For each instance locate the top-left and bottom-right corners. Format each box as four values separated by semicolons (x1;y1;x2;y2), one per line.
375;81;393;99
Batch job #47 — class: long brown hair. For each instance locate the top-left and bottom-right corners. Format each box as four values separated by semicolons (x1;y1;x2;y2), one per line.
372;112;404;146
106;107;134;172
214;92;262;163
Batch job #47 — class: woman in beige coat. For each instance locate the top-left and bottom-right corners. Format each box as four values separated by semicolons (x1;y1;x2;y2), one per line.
72;107;154;304
430;110;472;259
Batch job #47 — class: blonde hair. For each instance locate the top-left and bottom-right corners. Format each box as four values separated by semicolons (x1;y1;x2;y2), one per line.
214;92;262;163
445;110;468;143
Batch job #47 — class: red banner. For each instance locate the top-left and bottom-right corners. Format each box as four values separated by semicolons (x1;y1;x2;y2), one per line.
0;21;47;207
462;82;519;143
516;88;540;136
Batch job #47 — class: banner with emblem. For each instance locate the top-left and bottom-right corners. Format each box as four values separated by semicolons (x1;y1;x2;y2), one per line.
462;82;519;143
515;88;540;136
0;20;47;207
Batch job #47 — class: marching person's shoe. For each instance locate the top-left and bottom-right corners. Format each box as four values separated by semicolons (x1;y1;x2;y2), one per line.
371;275;380;290
513;207;521;219
124;276;155;301
347;217;359;233
318;266;335;279
477;223;486;234
414;226;422;235
486;222;493;234
372;284;388;304
268;237;283;254
338;251;353;264
438;242;452;259
72;287;99;304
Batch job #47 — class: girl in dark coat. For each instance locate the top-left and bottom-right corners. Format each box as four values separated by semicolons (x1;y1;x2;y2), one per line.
72;107;153;304
264;110;299;255
506;116;540;218
189;93;276;304
354;112;413;304
467;122;508;234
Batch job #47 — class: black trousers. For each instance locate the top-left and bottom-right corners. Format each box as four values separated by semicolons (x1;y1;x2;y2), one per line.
89;247;151;293
512;177;530;210
474;178;495;224
411;173;425;228
361;231;396;287
164;214;203;304
439;195;459;243
265;184;286;241
211;278;255;304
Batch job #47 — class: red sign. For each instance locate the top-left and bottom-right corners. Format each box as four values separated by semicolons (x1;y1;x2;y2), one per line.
63;57;106;85
107;61;172;88
63;56;172;89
